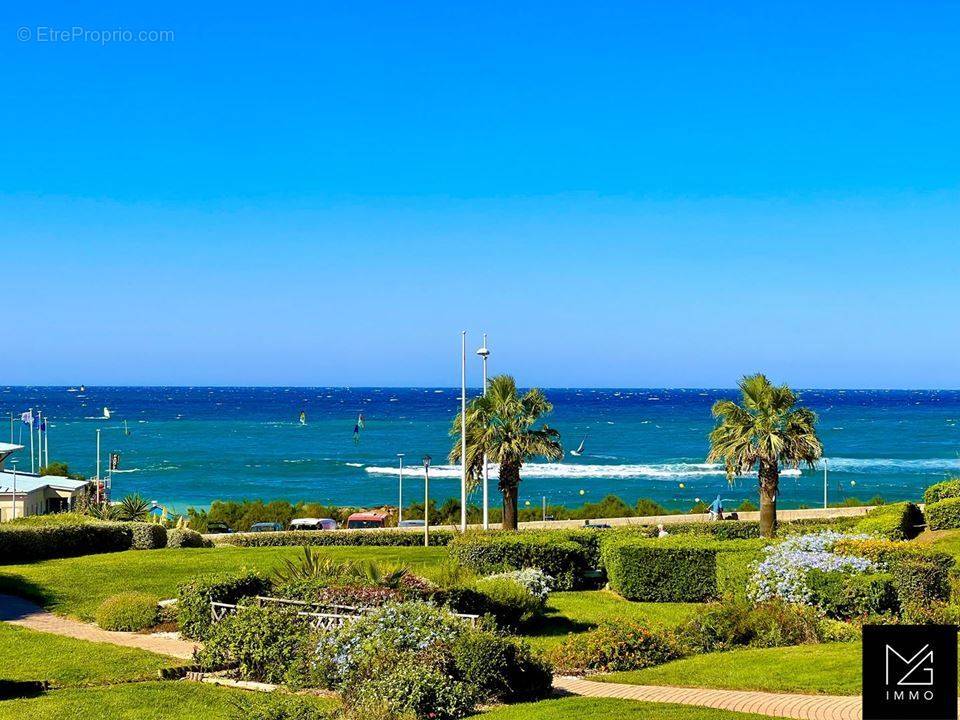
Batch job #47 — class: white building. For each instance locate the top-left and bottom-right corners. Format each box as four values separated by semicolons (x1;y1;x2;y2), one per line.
0;442;91;521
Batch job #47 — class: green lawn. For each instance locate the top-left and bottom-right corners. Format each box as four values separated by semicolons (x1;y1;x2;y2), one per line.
0;624;180;687
0;545;447;620
0;682;336;720
480;697;772;720
600;642;862;695
522;591;702;651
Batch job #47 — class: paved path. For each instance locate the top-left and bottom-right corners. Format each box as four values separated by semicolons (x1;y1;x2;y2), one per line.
553;676;863;720
0;594;197;660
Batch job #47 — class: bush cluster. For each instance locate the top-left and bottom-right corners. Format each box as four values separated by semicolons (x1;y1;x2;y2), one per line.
549;620;681;673
923;478;960;505
806;571;898;619
129;522;168;550
678;601;821;654
925;497;960;531
854;502;925;540
219;529;455;547
449;532;593;590
601;535;766;602
166;527;205;548
95;592;159;631
0;520;132;564
310;603;551;719
834;537;953;605
177;571;272;640
472;575;545;629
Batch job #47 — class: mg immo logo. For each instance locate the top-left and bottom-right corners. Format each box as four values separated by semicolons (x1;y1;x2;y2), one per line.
885;643;935;700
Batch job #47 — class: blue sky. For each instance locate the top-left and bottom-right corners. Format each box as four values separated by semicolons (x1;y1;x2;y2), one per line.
2;1;959;388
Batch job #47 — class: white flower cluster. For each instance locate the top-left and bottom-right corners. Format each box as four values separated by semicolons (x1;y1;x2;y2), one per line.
483;568;554;602
748;532;878;606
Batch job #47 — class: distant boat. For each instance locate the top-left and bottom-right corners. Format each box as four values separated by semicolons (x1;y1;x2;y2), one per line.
80;385;86;392
570;432;588;457
102;407;111;420
299;411;307;425
67;387;78;393
124;420;131;436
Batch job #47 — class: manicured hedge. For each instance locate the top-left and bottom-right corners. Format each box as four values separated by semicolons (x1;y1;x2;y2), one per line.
834;538;953;605
925;497;960;531
177;571;271;640
854;502;925;540
167;528;205;548
449;532;593;590
95;592;160;631
0;521;132;564
924;478;960;505
219;529;456;547
601;536;766;602
807;570;898;618
129;522;168;550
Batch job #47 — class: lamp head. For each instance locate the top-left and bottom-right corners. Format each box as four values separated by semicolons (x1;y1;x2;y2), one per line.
422;454;432;470
476;347;490;358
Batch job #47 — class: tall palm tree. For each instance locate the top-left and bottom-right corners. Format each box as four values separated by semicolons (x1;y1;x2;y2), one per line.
450;375;563;530
707;374;823;537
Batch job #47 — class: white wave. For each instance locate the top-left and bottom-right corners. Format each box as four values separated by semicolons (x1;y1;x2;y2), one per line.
110;468;141;473
344;462;364;467
283;459;313;464
824;457;960;474
365;462;802;480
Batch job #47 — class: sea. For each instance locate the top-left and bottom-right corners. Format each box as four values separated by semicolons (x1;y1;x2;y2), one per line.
3;387;959;513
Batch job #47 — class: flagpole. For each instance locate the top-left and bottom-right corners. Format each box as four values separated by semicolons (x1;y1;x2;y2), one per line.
96;429;101;504
37;411;43;470
460;330;467;532
44;417;49;467
29;408;34;473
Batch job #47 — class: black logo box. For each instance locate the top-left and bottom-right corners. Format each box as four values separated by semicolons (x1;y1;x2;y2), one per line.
863;624;958;720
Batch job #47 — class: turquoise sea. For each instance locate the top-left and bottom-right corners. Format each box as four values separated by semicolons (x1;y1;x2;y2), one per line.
3;387;959;512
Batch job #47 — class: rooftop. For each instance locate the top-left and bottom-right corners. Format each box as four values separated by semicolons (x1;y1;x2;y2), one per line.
0;470;89;495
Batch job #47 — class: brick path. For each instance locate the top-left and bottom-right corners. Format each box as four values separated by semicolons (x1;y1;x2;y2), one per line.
0;593;197;660
553;676;863;720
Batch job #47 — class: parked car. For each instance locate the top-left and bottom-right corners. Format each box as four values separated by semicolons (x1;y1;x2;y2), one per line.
205;521;233;534
345;512;388;529
397;519;425;528
249;521;283;532
289;517;338;531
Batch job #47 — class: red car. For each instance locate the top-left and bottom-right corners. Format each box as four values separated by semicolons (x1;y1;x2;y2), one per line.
345;512;387;529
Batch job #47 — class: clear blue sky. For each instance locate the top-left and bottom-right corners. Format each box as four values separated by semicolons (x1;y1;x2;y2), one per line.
2;2;959;388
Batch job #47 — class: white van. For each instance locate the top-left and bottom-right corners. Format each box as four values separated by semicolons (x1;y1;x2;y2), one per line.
289;517;338;531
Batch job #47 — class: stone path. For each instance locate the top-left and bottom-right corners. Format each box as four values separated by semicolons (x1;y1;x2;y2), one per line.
0;593;197;660
553;676;863;720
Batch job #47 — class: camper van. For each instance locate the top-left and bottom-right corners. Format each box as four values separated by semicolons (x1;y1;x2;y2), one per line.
289;517;338;531
345;512;387;529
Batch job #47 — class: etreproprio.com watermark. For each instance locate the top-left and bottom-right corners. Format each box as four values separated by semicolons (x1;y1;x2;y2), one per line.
17;26;175;45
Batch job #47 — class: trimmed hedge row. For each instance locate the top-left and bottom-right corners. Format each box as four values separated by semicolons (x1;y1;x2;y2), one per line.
600;536;767;602
925;497;960;531
0;521;133;564
835;538;953;605
924;478;960;505
130;522;168;550
177;571;271;640
218;529;456;548
854;502;925;540
449;532;594;590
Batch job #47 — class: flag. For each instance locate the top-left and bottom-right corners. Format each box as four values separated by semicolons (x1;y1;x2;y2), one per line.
21;411;33;425
110;452;121;471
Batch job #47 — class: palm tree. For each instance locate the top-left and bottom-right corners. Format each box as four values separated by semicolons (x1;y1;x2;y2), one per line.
707;374;823;537
118;493;151;522
450;375;563;530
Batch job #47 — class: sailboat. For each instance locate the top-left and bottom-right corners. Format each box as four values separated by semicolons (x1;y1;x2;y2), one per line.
570;432;588;457
102;407;111;420
124;420;131;436
299;411;307;426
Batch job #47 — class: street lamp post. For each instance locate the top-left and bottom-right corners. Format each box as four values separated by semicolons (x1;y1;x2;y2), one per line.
96;429;101;505
397;453;405;524
422;455;431;547
823;458;828;509
10;460;18;520
476;334;490;530
460;331;467;532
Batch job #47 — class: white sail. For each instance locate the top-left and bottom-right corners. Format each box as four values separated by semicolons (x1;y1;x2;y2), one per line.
103;407;111;420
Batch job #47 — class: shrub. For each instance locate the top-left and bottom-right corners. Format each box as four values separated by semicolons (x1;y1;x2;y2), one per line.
473;576;544;629
0;520;132;563
230;693;329;720
450;630;552;702
678;601;821;654
817;618;861;643
924;478;960;505
854;502;924;540
449;533;592;590
925;497;960;531
549;620;681;673
129;522;167;549
220;529;455;547
481;568;553;602
95;592;159;631
602;536;765;602
167;527;205;548
901;600;960;625
833;537;953;605
177;571;271;640
197;605;317;685
806;571;898;619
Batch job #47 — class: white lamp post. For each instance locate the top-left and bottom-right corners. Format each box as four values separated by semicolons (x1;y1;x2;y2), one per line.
422;455;431;547
10;460;18;520
460;331;467;532
397;453;405;524
823;458;828;509
476;335;490;529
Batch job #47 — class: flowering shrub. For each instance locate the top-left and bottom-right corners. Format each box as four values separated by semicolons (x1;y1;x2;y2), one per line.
748;532;877;607
678;601;821;653
482;568;554;602
549;620;681;674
